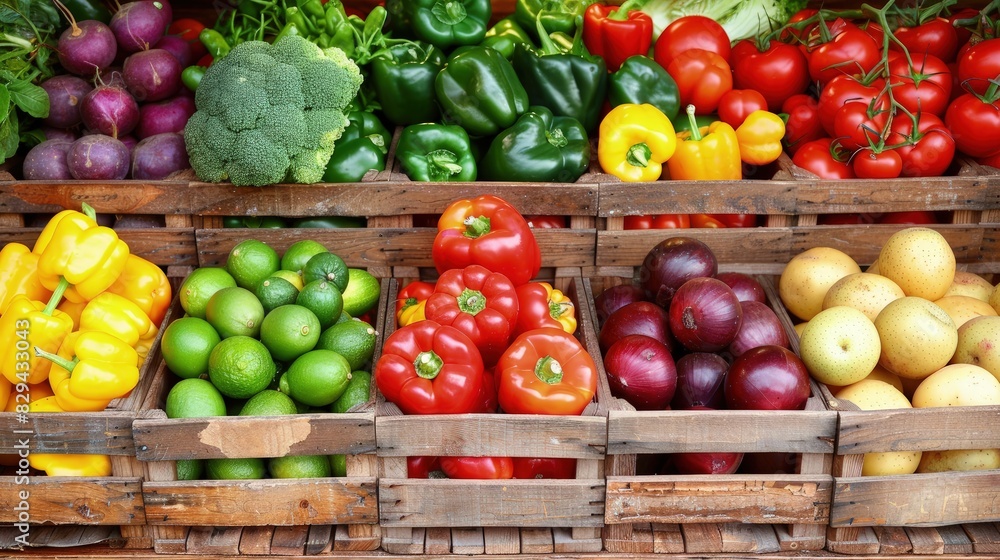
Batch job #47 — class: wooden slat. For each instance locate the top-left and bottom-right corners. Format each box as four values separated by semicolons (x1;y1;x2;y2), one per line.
906;526;946;555
0;477;144;526
832;471;1000;526
790;176;991;214
596;229;791;268
597;180;797;216
939;524;976;555
720;522;781;553
607;410;836;455
837;407;1000;454
237;526;273;555
451;528;485;555
873;525;914;555
965;522;1000;554
376;414;605;459
0;180;192;214
605;475;831;525
185;526;241;555
519;528;553;554
269;525;308;555
651;523;685;554
483;526;520;554
424;527;450;555
378;479;605;528
143;479;377;526
681;523;724;553
789;224;987;266
0;411;136;455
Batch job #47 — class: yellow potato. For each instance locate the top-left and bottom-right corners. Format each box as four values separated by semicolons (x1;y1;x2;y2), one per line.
874;297;957;380
912;363;1000;407
942;271;995;302
835;380;920;476
933;295;997;329
779;247;861;321
877;227;956;301
823;272;905;322
917;449;1000;473
953;316;1000;383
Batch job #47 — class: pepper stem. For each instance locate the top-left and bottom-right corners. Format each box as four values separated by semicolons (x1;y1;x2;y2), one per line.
685;105;702;142
457;288;487;316
463;215;491;238
535;13;560;55
43;277;70;315
425;149;464;181
81;202;96;220
626;143;652;168
549;300;572;319
534;356;564;385
413;350;444;379
608;0;650;21
33;346;78;373
432;0;467;25
545;127;568;148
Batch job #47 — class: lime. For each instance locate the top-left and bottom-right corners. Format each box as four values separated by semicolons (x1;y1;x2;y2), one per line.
317;319;377;371
161;317;221;379
281;240;328;275
176;459;203;481
239;389;298;416
279;349;352;407
227;239;280;291
341;268;380;317
179;267;237;319
271;269;304;291
330;370;372;413
268;455;332;479
208;336;277;399
260;304;321;362
205;287;265;339
165;378;227;418
256;276;300;314
303;252;350;292
335;311;352;324
329;454;347;477
205;457;266;480
296;280;343;329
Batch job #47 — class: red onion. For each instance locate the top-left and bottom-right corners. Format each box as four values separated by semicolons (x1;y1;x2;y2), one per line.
669;277;743;352
599;301;673;354
724;345;811;411
640;237;718;308
594;284;646;326
671;352;729;409
728;301;790;357
603;334;677;410
715;272;766;304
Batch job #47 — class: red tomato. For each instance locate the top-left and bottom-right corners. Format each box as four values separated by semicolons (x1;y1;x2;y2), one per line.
817;74;886;137
780;8;819;43
887;112;955;177
623;214;690;229
948;8;984;48
792;138;855;179
832;101;889;151
653;15;731;69
407;456;442;478
852;148;903;179
893;18;960;64
977;151;1000;169
439;456;514;479
945;93;1000;158
878;211;938;224
888;52;953;117
807;19;881;86
781;94;824;154
666;49;733;114
730;39;810;110
167;18;206;43
717;89;768;128
512;457;577;479
524;215;567;228
957;39;1000;96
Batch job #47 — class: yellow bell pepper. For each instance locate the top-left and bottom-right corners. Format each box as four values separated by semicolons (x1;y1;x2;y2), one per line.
598;103;676;182
49;332;114;412
0;243;51;314
398;299;426;327
735;110;786;166
0;294;73;385
27;396;113;477
546;283;577;335
667;105;742;181
105;255;172;328
57;299;88;330
33;330;138;402
0;377;10;411
80;292;156;348
33;203;130;304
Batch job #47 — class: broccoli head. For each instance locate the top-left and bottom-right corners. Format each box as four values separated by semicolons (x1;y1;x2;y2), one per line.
184;35;363;186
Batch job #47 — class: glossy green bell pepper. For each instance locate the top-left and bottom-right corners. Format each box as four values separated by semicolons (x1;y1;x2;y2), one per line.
479;106;590;182
398;0;492;50
608;55;681;123
435;46;529;137
397;124;478;182
514;0;594;39
370;41;446;127
481;16;534;59
323;111;391;183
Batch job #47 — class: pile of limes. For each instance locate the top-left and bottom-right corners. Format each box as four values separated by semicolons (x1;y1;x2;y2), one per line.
159;239;381;481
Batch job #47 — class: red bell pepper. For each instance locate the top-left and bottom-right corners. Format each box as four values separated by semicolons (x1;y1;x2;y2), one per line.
512;457;578;479
497;327;598;416
375;320;484;415
424;265;519;367
512;281;577;337
582;0;653;72
524;215;567;228
407;456;443;478
432;195;541;287
395;280;435;327
623;214;691;229
690;214;758;228
476;366;499;413
440;456;514;479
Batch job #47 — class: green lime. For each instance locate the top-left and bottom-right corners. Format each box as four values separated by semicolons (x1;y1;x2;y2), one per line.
239;389;298;416
317;319;377;371
260;304;321;362
296;280;343;329
330;370;372;413
278;349;352;407
165;378;227;418
341;268;380;317
271;269;304;291
329;454;347;477
175;459;203;481
205;457;266;480
205;287;265;339
208;336;277;399
302;252;350;293
179;267;237;319
268;455;332;478
227;239;281;291
256;276;300;314
335;311;352;324
161;317;221;379
281;240;328;275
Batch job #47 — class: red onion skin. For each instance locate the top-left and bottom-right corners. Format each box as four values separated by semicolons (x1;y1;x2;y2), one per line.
603;334;677;411
716;272;767;303
640;237;718;308
599;301;673;354
594;284;646;326
669;277;743;353
671;352;729;409
724;345;811;411
728;300;790;357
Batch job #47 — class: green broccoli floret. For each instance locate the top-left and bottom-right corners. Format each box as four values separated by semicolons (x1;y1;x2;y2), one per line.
184;35;363;186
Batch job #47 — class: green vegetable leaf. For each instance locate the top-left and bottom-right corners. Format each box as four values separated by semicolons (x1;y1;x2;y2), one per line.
0;108;19;160
0;83;9;118
7;79;48;118
0;6;21;24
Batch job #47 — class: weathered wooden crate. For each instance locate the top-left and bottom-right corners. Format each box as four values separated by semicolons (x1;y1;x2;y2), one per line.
131;279;387;555
585;270;836;554
375;276;610;555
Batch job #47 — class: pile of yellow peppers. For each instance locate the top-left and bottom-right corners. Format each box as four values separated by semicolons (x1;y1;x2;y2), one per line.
598;103;786;182
0;203;171;477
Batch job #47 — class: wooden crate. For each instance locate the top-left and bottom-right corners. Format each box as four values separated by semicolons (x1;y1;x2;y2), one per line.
375;276;610;555
131;279;388;555
586;271;836;554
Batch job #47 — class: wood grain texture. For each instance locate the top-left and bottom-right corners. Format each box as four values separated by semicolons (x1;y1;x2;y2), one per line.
597;180;797;216
0;411;136;455
0;478;144;525
0;228;197;267
0;180;191;214
837;407;1000;454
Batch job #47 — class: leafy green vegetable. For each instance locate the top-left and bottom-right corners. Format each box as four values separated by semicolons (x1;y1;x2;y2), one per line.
638;0;808;42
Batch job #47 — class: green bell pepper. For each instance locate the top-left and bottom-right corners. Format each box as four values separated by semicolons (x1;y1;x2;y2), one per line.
224;216;289;228
514;0;594;39
396;124;478;182
397;0;492;50
435;46;530;137
59;0;112;24
479;106;590;183
320;0;357;58
481;16;534;59
292;216;367;228
510;16;607;133
609;55;681;123
370;41;446;127
323;111;391;183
